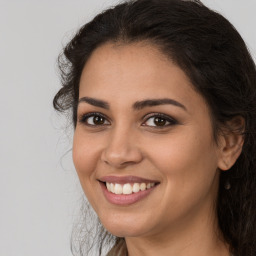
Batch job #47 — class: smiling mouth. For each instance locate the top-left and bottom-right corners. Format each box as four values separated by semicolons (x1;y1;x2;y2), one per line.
104;182;156;195
98;175;160;205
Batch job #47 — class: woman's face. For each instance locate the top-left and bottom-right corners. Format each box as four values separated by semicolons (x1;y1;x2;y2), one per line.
73;42;223;238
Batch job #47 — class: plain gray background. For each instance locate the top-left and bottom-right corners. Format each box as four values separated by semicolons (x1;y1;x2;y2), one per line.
0;0;255;255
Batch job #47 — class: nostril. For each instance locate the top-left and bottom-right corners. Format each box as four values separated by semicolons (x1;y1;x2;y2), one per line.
101;146;143;168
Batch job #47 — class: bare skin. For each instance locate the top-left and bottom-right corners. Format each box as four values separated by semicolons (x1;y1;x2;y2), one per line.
73;42;243;256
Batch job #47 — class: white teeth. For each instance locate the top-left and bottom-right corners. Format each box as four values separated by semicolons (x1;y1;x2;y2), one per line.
114;184;123;195
110;183;115;193
105;182;156;194
140;183;146;191
123;184;133;194
132;183;140;193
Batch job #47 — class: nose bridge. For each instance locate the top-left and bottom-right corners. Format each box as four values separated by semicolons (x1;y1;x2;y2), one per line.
101;123;142;167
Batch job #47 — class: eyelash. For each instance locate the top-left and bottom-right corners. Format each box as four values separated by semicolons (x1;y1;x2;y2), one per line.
78;112;178;128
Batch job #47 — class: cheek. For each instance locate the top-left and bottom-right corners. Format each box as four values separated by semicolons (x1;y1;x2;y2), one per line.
144;127;219;205
72;130;100;182
72;130;105;212
147;128;216;169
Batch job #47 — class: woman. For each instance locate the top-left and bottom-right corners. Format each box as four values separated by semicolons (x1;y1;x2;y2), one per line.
53;0;256;255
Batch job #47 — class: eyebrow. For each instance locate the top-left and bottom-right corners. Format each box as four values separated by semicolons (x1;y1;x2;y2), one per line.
133;98;187;111
78;97;110;109
78;97;187;111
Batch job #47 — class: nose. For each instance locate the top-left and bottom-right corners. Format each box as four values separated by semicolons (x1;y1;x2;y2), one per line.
101;126;143;169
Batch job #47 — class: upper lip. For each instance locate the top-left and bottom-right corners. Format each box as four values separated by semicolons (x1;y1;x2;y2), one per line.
99;175;160;184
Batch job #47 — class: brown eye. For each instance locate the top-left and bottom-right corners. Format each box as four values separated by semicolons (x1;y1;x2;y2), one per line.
143;114;177;128
80;113;110;126
154;117;167;126
93;116;105;125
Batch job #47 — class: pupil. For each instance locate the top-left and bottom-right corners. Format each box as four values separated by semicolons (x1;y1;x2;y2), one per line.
154;117;166;126
93;116;104;125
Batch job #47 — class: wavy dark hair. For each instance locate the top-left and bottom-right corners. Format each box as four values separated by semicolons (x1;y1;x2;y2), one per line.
53;0;256;255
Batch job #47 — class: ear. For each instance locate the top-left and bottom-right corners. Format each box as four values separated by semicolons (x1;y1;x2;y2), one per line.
217;116;245;171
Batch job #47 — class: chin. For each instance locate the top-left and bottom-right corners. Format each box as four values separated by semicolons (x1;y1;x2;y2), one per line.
99;212;151;238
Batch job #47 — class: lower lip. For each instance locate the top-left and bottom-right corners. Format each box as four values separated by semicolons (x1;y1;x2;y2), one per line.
99;182;157;206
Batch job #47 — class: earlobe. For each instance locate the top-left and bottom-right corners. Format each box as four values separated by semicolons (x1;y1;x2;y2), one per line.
217;116;245;171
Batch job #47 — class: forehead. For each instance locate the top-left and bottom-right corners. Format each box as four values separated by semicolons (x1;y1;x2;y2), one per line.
79;42;207;113
80;42;172;89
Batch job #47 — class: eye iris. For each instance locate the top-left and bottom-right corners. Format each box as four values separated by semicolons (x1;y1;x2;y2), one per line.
93;116;105;125
154;117;166;126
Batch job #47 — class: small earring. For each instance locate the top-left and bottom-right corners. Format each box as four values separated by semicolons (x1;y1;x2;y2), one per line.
224;180;231;190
